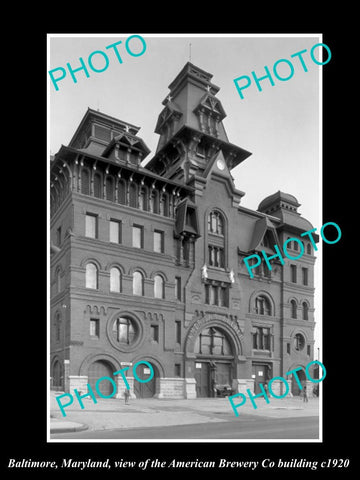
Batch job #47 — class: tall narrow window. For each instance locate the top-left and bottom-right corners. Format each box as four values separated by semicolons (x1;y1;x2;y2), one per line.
90;318;100;337
302;267;308;286
291;299;297;319
175;276;181;301
139;187;147;210
109;220;121;243
151;325;159;342
81;168;90;195
290;264;297;283
154;230;164;253
55;313;61;342
150;190;159;214
175;320;181;344
110;267;121;293
132;225;143;248
85;213;97;238
208;211;224;235
133;271;144;296
56;226;62;246
93;173;102;198
86;263;98;289
302;302;309;320
106;176;114;202
55;267;61;294
129;183;137;208
154;275;165;299
117;179;126;205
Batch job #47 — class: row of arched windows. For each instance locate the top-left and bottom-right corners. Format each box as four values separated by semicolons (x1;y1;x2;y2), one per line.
85;263;166;299
80;168;173;217
290;299;309;320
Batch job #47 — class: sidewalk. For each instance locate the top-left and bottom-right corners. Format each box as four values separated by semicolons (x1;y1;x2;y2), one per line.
49;391;320;435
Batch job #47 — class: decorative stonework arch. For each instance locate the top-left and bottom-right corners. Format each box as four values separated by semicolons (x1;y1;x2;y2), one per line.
130;353;165;378
79;352;122;377
289;327;310;342
127;266;148;277
185;314;244;357
287;296;299;306
150;270;168;282
249;289;276;316
104;262;126;274
80;256;102;270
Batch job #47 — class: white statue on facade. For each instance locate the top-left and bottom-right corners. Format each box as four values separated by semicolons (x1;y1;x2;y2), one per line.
229;269;235;283
201;264;208;280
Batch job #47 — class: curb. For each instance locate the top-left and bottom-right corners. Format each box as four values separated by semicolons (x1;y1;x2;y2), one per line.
50;422;89;434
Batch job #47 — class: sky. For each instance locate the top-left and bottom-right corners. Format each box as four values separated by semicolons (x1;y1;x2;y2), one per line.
48;34;323;353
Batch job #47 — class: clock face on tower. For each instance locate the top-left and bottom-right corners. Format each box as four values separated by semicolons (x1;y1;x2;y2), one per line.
216;158;226;170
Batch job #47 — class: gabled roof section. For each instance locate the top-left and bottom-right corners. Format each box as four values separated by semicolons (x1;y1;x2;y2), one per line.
194;92;226;121
248;216;280;252
155;102;183;134
102;130;150;158
202;150;231;179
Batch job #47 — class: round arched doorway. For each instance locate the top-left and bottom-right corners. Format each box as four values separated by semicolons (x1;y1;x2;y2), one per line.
133;361;158;398
88;360;115;397
52;360;63;390
290;366;306;396
194;326;235;397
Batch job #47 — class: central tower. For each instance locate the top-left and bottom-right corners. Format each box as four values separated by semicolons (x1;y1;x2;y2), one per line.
145;62;252;183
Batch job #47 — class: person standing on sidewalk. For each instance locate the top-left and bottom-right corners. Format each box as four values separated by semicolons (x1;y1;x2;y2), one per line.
124;388;130;405
302;384;308;403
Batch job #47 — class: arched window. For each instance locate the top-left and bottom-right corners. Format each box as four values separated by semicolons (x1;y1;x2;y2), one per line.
154;274;165;299
54;312;61;342
110;267;121;293
86;262;98;289
81;168;90;195
255;295;271;315
112;316;138;345
106;176;114;202
150;190;159;214
302;302;309;320
129;182;137;208
159;193;169;216
52;360;63;387
194;327;232;356
117;179;126;205
93;173;102;198
55;267;61;294
291;299;297;319
138;187;147;211
208;211;224;235
133;271;144;296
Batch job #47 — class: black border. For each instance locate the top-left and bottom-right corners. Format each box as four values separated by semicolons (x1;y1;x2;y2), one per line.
5;25;355;476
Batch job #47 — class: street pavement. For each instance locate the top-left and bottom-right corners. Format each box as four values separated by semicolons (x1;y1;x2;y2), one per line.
49;390;320;437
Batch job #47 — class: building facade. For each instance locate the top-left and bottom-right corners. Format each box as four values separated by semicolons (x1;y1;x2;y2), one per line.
50;62;318;399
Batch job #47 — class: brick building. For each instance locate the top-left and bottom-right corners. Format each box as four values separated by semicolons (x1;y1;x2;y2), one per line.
50;62;317;399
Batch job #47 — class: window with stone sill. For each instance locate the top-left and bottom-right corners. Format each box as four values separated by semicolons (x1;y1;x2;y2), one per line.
252;326;271;350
